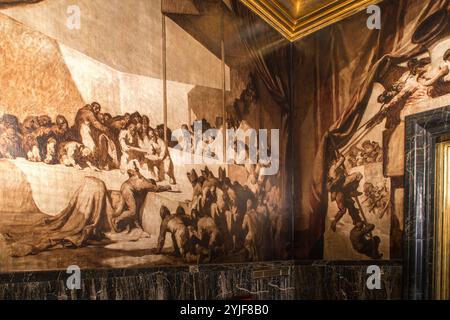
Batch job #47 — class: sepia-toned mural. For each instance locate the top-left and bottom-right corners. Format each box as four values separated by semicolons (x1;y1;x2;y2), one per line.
294;0;450;260
9;0;448;269
0;0;290;272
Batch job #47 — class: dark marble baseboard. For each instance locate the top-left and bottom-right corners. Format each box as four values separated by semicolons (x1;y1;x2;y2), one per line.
0;261;402;300
294;261;402;300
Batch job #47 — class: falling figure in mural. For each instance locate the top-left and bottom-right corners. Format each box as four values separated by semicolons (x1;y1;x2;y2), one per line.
327;155;364;232
112;167;171;232
350;222;382;259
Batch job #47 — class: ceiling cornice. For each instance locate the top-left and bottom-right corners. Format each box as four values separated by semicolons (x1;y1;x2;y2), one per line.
240;0;383;42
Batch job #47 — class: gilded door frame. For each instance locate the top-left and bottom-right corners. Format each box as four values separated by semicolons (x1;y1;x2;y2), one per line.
433;138;450;299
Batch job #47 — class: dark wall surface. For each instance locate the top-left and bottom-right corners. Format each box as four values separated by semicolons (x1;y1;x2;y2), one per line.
0;261;402;300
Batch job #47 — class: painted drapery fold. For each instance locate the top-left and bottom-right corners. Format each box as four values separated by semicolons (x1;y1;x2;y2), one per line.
296;0;449;258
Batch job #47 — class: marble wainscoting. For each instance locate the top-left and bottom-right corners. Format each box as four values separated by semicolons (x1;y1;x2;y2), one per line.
0;261;403;300
294;261;402;300
404;105;450;300
0;262;295;300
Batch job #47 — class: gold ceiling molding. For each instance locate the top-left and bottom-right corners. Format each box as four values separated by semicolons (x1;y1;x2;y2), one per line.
240;0;383;42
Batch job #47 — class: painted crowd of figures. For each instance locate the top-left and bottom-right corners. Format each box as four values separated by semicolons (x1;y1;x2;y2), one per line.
0;102;178;183
0;101;285;262
0;100;265;186
154;165;285;263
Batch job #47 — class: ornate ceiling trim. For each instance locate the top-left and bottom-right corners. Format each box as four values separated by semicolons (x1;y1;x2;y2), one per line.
240;0;383;42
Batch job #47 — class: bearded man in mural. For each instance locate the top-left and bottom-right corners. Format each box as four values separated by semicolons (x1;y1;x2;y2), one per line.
74;102;118;170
